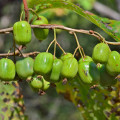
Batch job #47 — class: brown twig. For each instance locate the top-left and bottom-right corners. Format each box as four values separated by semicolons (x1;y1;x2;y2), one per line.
0;51;40;57
0;45;22;57
0;24;120;45
0;44;39;57
23;51;40;57
0;27;13;34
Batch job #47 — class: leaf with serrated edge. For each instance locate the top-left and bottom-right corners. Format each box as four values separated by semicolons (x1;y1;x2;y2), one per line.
27;0;120;41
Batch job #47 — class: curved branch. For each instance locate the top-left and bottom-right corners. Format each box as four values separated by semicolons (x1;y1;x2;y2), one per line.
0;24;120;45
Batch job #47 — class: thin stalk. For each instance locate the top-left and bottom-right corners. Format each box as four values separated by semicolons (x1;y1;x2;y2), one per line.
15;46;24;57
56;42;66;55
73;32;84;58
20;11;24;21
6;45;14;58
81;47;85;58
13;39;16;63
94;31;106;43
73;46;80;57
28;8;41;20
29;15;36;24
46;40;55;52
53;29;57;59
7;50;11;58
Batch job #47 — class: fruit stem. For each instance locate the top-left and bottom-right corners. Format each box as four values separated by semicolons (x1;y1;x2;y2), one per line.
28;8;41;21
94;31;106;43
56;42;66;55
6;44;14;58
29;16;36;24
46;29;66;55
46;40;55;52
53;29;57;59
13;38;16;63
73;32;84;59
20;11;24;21
81;47;85;58
73;46;80;57
15;46;24;57
94;32;112;52
6;50;11;58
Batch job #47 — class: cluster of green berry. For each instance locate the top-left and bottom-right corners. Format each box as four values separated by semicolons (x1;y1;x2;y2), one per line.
0;42;119;92
13;16;49;45
0;15;119;93
92;43;119;86
0;52;77;92
0;15;50;92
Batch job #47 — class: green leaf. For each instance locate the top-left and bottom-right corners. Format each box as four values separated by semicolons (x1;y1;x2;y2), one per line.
0;81;27;120
56;76;111;119
27;0;120;41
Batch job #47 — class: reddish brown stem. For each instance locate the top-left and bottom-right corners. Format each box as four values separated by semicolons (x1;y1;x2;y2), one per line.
23;0;29;21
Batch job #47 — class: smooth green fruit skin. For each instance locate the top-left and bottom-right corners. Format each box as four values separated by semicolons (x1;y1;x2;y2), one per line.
30;77;43;89
78;56;93;64
97;64;117;87
34;52;54;75
78;61;100;84
32;16;49;40
61;57;78;78
30;76;50;91
92;43;110;63
42;78;50;90
60;53;73;61
16;57;34;79
106;51;120;76
50;58;63;82
0;58;15;81
13;21;31;45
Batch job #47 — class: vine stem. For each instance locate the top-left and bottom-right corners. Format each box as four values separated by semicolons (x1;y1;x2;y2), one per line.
73;32;84;58
53;29;57;59
46;40;55;52
0;51;40;57
94;31;106;43
13;39;16;63
20;11;24;21
56;42;66;54
0;45;25;57
23;0;29;21
46;28;66;55
15;46;24;57
6;46;13;58
73;46;80;57
28;8;41;20
28;8;41;24
0;24;120;45
81;47;85;58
